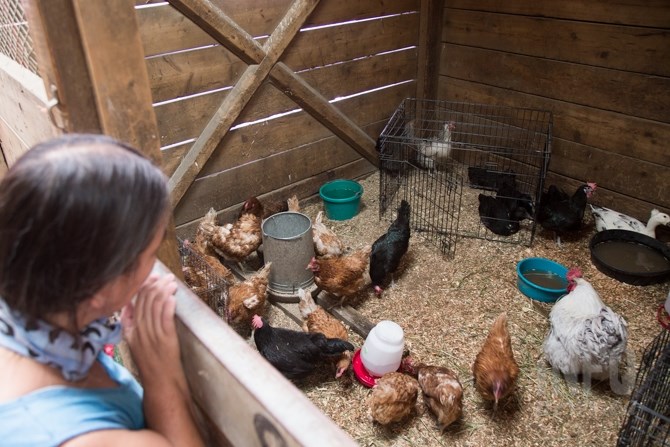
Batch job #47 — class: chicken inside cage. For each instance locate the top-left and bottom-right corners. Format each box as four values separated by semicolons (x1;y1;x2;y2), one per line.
377;98;552;256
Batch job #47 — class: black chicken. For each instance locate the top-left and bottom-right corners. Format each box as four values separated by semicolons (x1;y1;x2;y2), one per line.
252;315;354;380
478;194;526;236
496;181;534;219
370;200;411;295
537;182;597;245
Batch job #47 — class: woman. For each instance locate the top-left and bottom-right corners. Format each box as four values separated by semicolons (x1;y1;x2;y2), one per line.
0;134;204;446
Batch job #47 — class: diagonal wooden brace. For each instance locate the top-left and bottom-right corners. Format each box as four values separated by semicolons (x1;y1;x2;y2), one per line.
167;0;378;206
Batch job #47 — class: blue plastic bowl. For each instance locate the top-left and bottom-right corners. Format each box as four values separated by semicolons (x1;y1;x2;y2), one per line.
319;179;363;221
516;257;569;303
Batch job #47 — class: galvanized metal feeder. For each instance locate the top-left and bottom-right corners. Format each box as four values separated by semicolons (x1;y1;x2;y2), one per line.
261;211;318;303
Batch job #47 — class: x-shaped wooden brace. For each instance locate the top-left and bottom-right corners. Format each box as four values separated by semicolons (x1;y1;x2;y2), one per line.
167;0;379;207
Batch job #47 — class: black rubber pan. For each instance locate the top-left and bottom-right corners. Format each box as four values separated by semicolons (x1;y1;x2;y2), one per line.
589;230;670;286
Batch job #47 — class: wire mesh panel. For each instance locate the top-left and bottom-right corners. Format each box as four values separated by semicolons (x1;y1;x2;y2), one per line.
617;329;670;446
178;238;230;322
378;98;552;257
0;0;39;74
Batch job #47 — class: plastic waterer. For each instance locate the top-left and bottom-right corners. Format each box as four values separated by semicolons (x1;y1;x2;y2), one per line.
360;320;405;377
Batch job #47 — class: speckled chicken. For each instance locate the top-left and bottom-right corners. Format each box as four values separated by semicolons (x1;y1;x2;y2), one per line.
367;372;420;425
307;246;372;305
402;358;463;431
312;211;345;258
226;263;272;326
472;312;519;410
543;268;628;383
298;288;351;378
201;198;264;263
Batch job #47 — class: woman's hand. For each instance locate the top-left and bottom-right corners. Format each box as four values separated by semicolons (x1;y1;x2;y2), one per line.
121;274;181;380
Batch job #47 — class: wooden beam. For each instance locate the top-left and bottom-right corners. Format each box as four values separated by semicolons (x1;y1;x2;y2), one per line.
22;0;101;133
67;0;181;275
166;0;378;206
416;0;444;102
167;0;322;206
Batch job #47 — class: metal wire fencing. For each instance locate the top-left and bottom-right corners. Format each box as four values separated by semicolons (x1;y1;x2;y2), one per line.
0;0;39;73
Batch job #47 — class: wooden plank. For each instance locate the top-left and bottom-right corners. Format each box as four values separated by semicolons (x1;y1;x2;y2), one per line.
22;0;102;133
137;0;418;57
71;0;181;275
443;9;670;77
444;0;670;28
0;54;58;164
438;78;670;168
416;0;444;102
195;81;411;178
314;293;375;338
175;158;375;236
157;262;358;447
166;0;322;207
548;137;669;209
148;13;419;103
441;44;670;123
154;45;417;147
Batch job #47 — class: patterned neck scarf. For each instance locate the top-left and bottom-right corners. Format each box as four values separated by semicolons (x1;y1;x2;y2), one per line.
0;297;121;381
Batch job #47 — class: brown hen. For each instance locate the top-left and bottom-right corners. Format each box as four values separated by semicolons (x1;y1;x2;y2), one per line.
306;246;371;305
226;263;272;327
202;199;263;264
368;372;419;425
240;194;300;220
472;312;519;410
312;211;345;258
298;288;351;378
183;239;235;285
402;357;463;430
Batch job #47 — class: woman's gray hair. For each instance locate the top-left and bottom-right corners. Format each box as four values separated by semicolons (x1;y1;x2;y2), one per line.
0;134;170;321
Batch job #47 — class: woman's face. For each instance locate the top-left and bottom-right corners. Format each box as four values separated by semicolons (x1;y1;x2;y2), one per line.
97;222;167;316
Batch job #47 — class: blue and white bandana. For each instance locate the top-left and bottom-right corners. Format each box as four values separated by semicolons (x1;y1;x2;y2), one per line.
0;297;121;381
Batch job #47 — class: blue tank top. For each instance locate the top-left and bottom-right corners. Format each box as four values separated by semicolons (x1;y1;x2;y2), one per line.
0;353;145;447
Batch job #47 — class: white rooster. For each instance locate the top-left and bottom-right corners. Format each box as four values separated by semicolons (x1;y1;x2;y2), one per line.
543;268;628;384
590;205;670;239
413;121;456;170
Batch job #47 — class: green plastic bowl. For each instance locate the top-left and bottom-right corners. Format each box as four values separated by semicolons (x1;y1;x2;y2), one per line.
319;179;363;221
517;257;569;303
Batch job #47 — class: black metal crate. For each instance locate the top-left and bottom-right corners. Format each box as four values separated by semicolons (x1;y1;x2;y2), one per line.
377;98;552;257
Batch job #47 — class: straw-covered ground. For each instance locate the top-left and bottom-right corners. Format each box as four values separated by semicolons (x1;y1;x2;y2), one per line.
257;171;668;447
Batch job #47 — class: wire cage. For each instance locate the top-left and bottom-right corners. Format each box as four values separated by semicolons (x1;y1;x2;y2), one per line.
377;98;552;257
178;238;229;322
617;328;670;446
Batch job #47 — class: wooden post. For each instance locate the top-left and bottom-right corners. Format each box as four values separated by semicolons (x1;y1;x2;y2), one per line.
416;0;445;103
23;0;181;275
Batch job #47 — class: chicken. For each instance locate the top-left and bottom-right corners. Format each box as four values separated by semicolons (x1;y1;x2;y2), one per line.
472;312;519;410
226;263;271;326
298;288;351;378
496;181;534;219
182;265;210;297
183;239;235;285
287;194;300;212
252;315;354;380
401;357;463;431
543;268;628;383
367;372;419;425
307;247;372;305
478;194;523;236
370;200;411;295
416;121;456;170
590;205;670;239
537;182;597;245
203;198;264;264
468;166;517;191
312;211;345;258
193;208;220;257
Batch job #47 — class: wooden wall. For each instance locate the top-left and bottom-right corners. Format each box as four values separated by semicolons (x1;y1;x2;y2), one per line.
438;1;670;223
135;0;421;236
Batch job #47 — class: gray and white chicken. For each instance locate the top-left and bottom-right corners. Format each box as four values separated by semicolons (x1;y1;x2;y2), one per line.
543;268;628;385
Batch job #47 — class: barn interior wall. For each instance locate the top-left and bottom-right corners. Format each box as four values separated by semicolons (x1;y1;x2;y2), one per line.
136;0;421;237
438;1;670;223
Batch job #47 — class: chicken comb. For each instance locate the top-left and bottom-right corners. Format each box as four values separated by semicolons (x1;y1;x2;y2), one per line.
251;314;263;329
566;268;583;281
